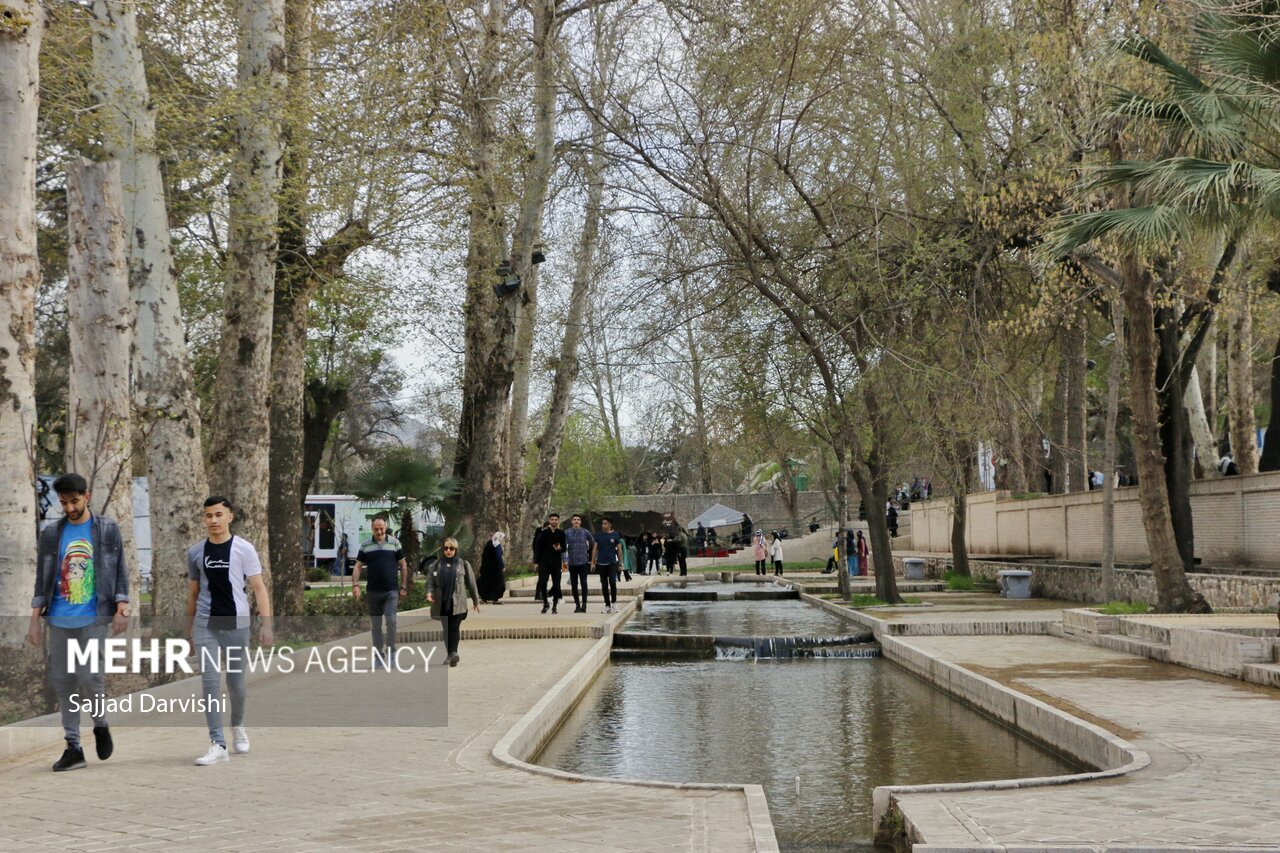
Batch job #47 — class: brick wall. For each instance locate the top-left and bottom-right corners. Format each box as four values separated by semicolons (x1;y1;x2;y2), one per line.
909;471;1280;567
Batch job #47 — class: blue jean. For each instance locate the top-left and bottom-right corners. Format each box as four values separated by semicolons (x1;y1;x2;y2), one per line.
194;624;249;748
48;623;108;747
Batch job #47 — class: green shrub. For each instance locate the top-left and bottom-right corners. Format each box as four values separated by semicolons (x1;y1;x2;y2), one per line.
943;571;975;591
306;567;330;583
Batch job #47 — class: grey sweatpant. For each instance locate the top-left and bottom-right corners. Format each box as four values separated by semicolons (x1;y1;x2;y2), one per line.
367;589;399;658
193;624;249;748
48;623;108;748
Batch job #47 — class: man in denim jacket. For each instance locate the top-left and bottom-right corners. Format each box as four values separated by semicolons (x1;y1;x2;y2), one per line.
28;473;129;772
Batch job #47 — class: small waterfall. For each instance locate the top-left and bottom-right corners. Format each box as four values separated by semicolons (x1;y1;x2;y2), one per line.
712;634;880;660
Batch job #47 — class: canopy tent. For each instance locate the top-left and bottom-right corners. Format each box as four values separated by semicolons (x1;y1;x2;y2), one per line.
689;502;745;530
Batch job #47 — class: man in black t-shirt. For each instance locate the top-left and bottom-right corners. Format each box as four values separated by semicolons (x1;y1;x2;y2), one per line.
353;517;408;668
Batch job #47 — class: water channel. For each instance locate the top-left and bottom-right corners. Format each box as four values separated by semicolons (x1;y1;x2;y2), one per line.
536;586;1080;851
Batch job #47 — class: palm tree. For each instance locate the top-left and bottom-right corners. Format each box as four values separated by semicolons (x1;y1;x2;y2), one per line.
351;449;457;571
1041;5;1280;611
1053;0;1280;470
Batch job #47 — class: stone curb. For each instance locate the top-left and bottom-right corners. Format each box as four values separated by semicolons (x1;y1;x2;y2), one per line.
490;598;782;853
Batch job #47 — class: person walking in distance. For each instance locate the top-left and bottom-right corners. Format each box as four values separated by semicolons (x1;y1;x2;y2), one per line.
564;514;594;613
28;473;130;772
886;503;899;538
647;532;663;575
534;513;566;613
426;538;480;667
636;532;651;575
352;517;408;670
753;530;768;576
593;517;624;613
854;530;869;577
186;497;274;765
769;531;785;576
478;531;507;604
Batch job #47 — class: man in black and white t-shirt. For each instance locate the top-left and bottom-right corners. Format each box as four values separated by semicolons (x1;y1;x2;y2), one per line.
186;496;274;766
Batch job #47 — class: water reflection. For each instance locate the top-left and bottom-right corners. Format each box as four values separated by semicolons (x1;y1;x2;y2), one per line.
537;658;1078;851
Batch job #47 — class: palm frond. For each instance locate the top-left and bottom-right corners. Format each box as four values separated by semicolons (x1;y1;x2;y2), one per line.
1042;205;1190;258
1089;157;1280;218
351;448;457;510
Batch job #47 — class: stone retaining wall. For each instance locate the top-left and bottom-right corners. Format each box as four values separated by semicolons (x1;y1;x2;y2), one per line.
891;554;1280;610
910;471;1280;567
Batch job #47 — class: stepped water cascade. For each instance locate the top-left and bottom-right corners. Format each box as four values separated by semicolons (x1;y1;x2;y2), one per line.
713;634;881;660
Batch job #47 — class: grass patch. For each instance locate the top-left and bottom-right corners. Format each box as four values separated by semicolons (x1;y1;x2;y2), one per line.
844;594;923;608
1095;600;1151;615
943;571;975;591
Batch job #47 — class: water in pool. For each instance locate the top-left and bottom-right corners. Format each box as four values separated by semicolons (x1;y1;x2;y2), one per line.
626;599;853;637
537;655;1079;851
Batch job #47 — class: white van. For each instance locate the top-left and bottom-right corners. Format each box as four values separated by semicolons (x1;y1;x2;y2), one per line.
303;494;444;572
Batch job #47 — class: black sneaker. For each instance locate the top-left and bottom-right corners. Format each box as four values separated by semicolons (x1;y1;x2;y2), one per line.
93;725;113;761
53;746;86;772
541;603;549;614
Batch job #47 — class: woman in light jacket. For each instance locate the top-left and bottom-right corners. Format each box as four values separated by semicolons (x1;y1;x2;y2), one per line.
427;537;480;667
752;530;768;575
769;532;784;576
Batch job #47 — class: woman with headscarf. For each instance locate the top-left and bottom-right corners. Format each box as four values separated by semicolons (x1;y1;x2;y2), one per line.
426;537;480;667
752;530;767;576
768;531;785;576
479;531;506;604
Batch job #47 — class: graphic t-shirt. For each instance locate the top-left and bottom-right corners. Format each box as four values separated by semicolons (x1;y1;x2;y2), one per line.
593;531;622;566
357;536;404;592
203;538;236;630
188;536;263;631
49;518;96;628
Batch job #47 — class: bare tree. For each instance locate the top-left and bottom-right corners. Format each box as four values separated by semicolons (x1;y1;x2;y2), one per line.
65;159;139;635
0;0;43;644
88;0;210;633
209;0;286;570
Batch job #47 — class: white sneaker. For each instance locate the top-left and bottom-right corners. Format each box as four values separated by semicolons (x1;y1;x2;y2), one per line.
611;605;620;613
195;743;229;765
232;726;250;754
602;607;611;613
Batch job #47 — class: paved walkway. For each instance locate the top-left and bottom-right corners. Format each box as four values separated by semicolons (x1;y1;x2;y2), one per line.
6;580;1279;851
0;605;759;852
890;633;1280;850
845;593;1280;851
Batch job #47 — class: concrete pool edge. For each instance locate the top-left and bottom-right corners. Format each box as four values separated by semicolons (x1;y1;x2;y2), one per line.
797;594;1150;843
490;599;782;853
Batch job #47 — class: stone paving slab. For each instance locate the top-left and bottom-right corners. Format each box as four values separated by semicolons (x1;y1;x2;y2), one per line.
0;636;759;852
891;634;1280;850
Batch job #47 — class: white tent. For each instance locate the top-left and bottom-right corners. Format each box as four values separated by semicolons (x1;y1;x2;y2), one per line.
689;502;745;530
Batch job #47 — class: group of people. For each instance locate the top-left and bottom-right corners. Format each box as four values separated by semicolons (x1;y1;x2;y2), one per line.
29;473;276;770
823;528;871;576
750;530;787;575
530;513;629;613
30;471;487;773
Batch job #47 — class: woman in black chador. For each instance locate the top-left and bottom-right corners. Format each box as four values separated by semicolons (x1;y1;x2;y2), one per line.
478;531;507;604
